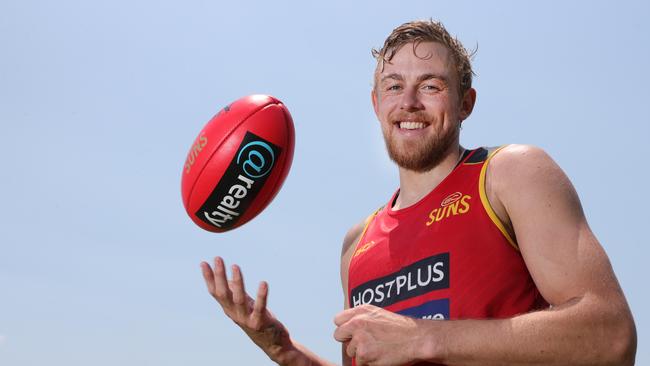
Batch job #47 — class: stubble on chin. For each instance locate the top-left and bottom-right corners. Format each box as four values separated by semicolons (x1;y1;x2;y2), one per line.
384;124;458;173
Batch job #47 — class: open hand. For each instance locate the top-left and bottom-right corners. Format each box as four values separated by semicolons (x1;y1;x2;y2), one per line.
200;257;292;361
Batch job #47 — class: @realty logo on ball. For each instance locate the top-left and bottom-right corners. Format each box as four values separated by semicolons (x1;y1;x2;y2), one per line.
237;140;275;178
197;132;282;229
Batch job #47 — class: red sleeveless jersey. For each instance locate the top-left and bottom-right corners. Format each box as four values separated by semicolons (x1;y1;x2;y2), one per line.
347;147;547;365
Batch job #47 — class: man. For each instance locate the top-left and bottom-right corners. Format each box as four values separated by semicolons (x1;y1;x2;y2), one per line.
200;20;637;365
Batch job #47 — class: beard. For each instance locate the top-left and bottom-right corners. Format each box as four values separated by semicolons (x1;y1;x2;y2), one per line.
382;116;459;173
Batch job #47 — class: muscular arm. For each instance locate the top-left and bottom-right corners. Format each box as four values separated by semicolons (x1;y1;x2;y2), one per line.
423;145;636;365
333;145;636;366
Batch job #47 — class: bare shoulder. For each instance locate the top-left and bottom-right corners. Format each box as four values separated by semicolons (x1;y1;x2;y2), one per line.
483;145;569;236
487;144;579;215
341;219;367;259
488;144;562;180
339;216;372;305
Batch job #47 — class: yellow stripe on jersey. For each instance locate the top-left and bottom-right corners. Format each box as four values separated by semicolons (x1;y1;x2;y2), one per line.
478;146;519;251
351;207;381;257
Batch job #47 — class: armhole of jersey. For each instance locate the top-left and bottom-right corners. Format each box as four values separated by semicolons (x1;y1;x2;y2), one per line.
478;146;519;251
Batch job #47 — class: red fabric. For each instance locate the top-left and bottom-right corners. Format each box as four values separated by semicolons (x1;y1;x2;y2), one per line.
347;148;547;366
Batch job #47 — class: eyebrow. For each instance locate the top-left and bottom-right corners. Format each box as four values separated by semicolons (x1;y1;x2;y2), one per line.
380;73;449;84
380;73;404;82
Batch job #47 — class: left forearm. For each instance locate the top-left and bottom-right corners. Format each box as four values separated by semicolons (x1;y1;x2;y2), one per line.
419;296;636;366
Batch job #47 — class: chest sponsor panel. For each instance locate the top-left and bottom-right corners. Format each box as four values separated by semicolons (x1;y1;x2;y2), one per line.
397;298;449;320
350;252;449;308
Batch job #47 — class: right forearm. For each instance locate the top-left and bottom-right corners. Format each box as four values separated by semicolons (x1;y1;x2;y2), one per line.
201;259;333;365
271;339;337;366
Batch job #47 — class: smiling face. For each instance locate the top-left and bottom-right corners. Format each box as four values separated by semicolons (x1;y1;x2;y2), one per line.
372;41;475;172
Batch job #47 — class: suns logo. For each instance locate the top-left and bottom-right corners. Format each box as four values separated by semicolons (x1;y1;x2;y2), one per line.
184;133;208;174
426;192;471;226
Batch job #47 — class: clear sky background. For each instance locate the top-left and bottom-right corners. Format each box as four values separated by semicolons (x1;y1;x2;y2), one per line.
1;0;648;365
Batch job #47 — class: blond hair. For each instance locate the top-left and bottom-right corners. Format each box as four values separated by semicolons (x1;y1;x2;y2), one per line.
373;19;476;96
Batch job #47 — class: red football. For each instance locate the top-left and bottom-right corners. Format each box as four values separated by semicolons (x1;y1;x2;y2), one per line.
181;95;295;232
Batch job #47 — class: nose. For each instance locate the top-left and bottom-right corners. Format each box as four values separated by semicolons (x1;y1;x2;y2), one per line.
400;87;424;112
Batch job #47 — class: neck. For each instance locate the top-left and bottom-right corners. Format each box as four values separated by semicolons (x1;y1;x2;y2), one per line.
393;143;465;210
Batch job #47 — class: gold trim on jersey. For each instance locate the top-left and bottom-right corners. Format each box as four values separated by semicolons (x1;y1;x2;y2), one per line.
352;208;382;258
478;146;519;251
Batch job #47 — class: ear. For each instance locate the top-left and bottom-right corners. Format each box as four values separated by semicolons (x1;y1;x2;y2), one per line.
459;88;476;121
371;88;379;116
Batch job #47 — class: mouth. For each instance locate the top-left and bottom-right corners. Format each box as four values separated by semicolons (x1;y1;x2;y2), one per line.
395;121;430;130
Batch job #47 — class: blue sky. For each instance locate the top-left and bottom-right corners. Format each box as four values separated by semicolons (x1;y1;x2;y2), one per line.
1;0;648;364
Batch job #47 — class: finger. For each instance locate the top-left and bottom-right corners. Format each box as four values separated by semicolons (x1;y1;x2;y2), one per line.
250;281;268;329
334;306;366;326
212;257;232;303
230;264;248;313
346;338;357;359
333;322;353;343
200;261;215;294
253;281;268;314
